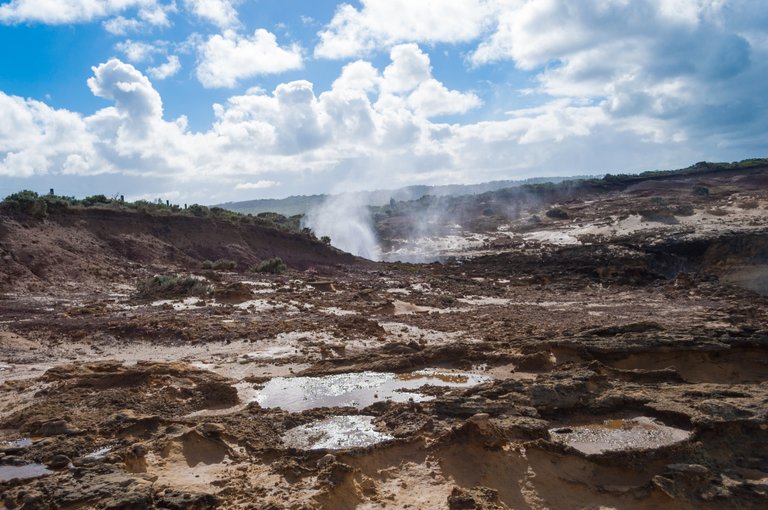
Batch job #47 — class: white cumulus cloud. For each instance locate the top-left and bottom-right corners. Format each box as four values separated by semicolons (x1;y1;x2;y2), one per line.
0;0;163;25
2;9;766;206
147;55;181;79
234;180;279;190
196;29;303;88
379;44;482;117
407;79;482;117
0;92;98;177
115;40;163;63
465;0;768;146
88;59;163;120
315;0;495;59
184;0;239;29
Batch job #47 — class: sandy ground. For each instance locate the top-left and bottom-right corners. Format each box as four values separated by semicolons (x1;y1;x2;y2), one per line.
1;169;768;509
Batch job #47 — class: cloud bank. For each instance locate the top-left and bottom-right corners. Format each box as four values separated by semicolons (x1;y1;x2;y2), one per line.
0;0;766;204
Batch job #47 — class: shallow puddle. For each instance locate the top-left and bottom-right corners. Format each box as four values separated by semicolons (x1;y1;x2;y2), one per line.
0;464;52;482
391;300;444;315
319;307;357;316
549;416;691;455
150;297;217;310
243;346;297;360
282;415;393;450
256;369;491;412
84;446;113;459
1;438;32;449
457;296;512;306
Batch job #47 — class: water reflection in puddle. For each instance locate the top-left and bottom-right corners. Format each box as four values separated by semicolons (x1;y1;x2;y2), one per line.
282;415;393;450
549;416;691;455
0;464;52;482
244;346;296;360
84;446;113;459
256;369;491;412
1;438;33;449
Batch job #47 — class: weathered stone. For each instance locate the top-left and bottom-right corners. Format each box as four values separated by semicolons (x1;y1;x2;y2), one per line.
46;454;71;469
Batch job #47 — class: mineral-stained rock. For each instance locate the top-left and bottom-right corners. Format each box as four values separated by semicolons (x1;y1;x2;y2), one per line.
447;486;510;510
155;489;221;509
46;454;71;469
2;467;154;509
35;420;77;437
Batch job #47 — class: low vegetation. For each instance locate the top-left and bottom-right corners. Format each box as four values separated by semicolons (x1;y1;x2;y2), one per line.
693;186;710;197
201;259;237;271
0;190;302;234
545;207;569;220
135;275;211;299
254;257;287;274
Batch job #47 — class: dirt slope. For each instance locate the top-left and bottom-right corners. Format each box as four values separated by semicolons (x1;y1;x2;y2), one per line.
0;207;356;291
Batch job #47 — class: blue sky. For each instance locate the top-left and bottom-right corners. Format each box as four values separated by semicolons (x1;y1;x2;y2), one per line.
1;0;766;204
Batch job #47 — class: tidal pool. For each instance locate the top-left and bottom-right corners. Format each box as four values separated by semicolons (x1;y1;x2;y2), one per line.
549;416;691;455
84;446;113;459
0;463;52;482
282;415;393;450
1;438;32;449
256;369;491;412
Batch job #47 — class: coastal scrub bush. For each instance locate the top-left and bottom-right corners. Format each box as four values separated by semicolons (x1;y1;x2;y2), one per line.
42;194;77;212
254;257;287;274
2;190;48;219
81;194;112;207
201;259;237;270
693;186;710;197
187;204;208;217
136;275;210;299
545;207;569;220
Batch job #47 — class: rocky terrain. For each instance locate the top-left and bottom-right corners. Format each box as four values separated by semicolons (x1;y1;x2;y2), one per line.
1;163;767;509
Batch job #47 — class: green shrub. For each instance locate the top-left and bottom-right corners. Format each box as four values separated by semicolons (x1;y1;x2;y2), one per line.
4;190;39;203
81;194;111;207
135;275;211;299
187;204;208;217
693;186;710;197
2;190;48;218
254;257;287;274
201;259;237;270
42;194;76;212
545;207;569;220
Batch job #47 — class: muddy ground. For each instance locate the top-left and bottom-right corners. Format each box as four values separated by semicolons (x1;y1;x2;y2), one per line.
1;168;768;509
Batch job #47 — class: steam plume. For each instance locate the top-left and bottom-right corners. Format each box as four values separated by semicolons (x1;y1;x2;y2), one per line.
303;193;382;261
